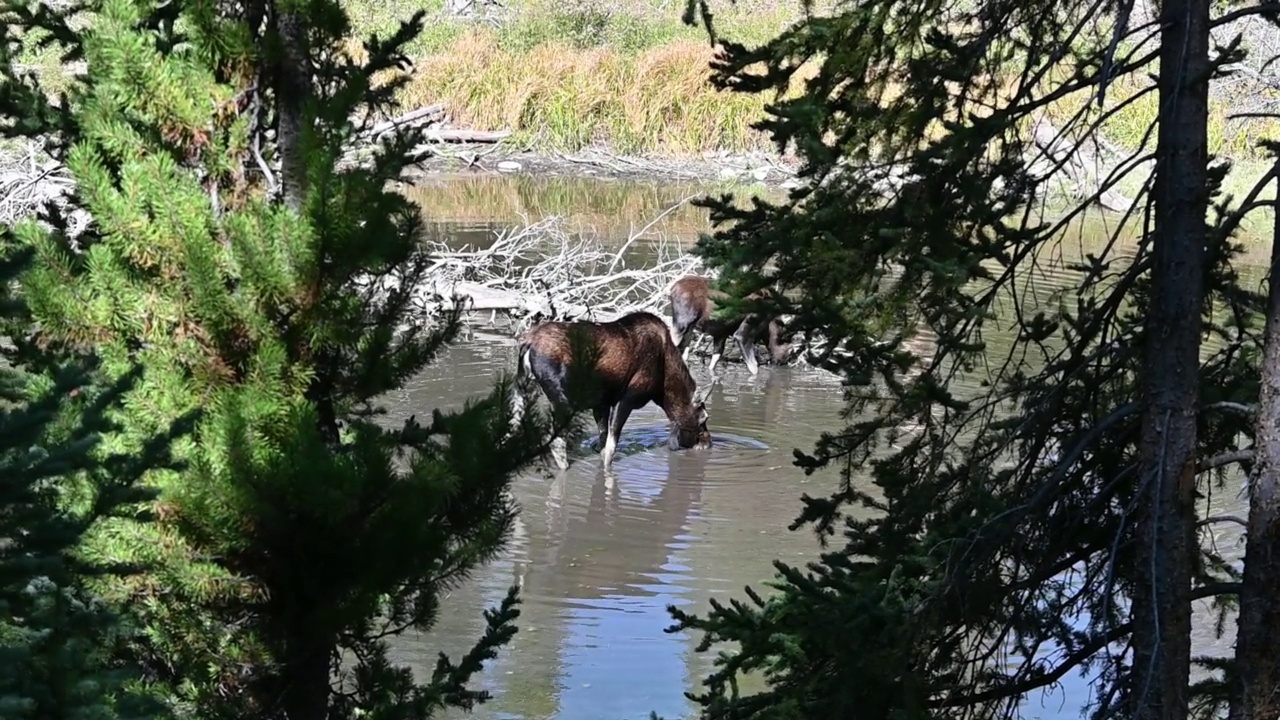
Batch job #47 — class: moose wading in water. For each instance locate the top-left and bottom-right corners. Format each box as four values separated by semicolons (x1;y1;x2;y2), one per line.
513;311;713;470
668;275;791;376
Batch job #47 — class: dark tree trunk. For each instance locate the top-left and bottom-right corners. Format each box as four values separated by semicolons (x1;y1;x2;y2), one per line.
281;642;331;720
264;5;329;718
1229;168;1280;720
272;0;312;213
1129;0;1210;714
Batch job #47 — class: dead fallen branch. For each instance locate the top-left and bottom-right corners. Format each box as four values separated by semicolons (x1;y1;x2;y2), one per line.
351;202;844;375
357;210;705;338
0;139;88;239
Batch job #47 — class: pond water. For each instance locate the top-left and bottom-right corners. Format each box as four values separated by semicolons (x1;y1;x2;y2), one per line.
375;172;1268;720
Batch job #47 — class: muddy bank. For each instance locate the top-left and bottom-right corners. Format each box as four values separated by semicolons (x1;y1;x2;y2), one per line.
400;144;804;192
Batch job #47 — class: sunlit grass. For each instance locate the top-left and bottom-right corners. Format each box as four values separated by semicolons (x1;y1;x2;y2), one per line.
400;31;813;155
351;1;1280;162
9;0;1279;175
336;0;819;154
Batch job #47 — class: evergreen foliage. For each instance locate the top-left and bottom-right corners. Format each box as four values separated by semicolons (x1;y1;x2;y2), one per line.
0;0;583;716
663;0;1270;717
0;238;192;719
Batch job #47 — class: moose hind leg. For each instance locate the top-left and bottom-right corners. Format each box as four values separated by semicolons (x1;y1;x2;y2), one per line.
675;323;696;363
767;317;789;365
601;402;635;469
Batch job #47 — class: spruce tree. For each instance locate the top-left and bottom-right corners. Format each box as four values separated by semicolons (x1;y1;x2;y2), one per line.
0;240;192;718
0;0;581;717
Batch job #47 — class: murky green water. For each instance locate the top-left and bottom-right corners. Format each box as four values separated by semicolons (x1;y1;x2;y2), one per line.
379;173;1266;720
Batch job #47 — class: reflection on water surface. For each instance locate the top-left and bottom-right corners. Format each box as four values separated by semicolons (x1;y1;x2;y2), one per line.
371;174;1263;720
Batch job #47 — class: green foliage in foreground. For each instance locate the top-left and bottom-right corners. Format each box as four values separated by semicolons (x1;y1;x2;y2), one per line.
0;238;191;719
0;0;588;716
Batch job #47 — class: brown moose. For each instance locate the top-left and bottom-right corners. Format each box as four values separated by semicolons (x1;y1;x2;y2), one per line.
668;275;790;376
514;311;713;470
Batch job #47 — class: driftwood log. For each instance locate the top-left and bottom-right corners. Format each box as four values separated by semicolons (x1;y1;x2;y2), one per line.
354;103;512;146
339;103;512;169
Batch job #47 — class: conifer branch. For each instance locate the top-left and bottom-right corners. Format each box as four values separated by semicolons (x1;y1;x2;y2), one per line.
1199;449;1254;472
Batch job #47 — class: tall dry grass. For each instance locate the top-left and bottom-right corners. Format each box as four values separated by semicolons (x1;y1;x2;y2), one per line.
402;31;806;155
377;1;1280;161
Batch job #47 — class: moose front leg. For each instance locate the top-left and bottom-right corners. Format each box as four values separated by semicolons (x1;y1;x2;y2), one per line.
732;319;760;376
708;334;730;375
591;405;610;451
549;435;569;470
601;401;635;470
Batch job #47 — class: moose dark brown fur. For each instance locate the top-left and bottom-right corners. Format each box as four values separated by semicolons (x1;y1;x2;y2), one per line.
668;275;790;376
516;311;712;470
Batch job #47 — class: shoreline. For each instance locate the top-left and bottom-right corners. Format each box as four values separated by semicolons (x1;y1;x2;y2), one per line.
399;143;805;192
394;139;1278;250
6;128;1275;255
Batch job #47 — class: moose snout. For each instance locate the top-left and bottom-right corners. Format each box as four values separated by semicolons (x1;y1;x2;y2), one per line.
669;424;713;452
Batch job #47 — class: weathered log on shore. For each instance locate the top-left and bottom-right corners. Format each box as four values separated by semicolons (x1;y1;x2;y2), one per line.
358;103;447;143
421;128;512;143
339;104;513;169
422;280;592;320
353;104;512;146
